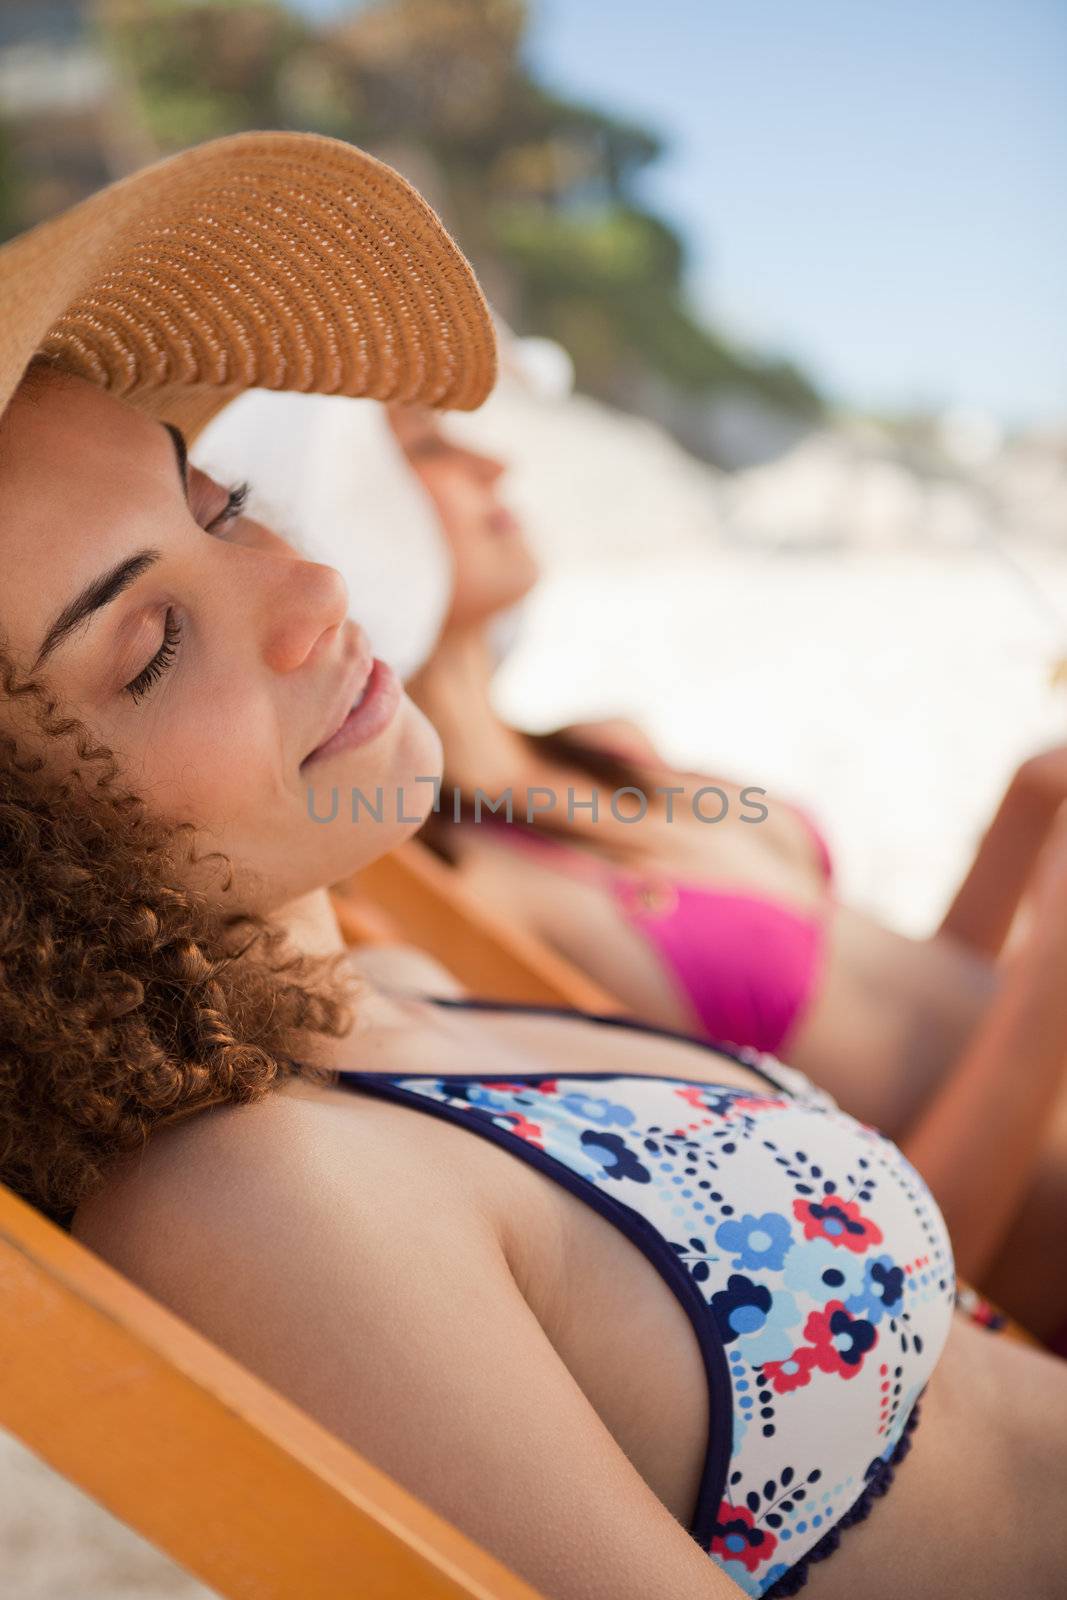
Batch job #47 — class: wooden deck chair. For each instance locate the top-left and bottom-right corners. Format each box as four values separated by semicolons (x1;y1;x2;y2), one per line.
332;841;1041;1351
339;838;624;1013
0;1179;545;1600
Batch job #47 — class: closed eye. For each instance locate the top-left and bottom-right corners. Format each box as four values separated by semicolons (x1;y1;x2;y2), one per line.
124;481;251;703
125;607;182;703
205;481;249;533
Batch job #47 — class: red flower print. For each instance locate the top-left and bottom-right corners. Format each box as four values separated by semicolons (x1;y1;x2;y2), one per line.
793;1195;883;1253
502;1112;544;1147
732;1094;785;1114
760;1348;818;1394
676;1085;709;1109
709;1501;778;1573
801;1301;878;1378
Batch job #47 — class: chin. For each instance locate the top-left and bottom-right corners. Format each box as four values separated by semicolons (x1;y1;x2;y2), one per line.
503;552;540;607
319;697;444;883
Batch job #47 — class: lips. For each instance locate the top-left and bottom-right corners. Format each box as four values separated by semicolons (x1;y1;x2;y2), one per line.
301;644;374;767
299;656;400;768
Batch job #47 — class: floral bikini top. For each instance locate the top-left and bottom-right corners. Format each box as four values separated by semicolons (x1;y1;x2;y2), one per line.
334;998;956;1599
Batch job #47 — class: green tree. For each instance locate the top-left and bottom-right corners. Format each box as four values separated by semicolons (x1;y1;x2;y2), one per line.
100;0;823;434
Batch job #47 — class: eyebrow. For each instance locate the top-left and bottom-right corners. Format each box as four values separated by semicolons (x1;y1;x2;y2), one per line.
164;423;189;495
31;424;189;673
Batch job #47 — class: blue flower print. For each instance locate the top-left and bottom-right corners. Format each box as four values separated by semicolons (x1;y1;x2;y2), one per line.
528;1107;621;1184
560;1091;635;1128
710;1275;801;1363
712;1275;771;1342
710;1553;791;1598
579;1129;651;1184
846;1254;905;1326
740;1289;802;1365
716;1211;794;1273
877;1382;922;1461
782;1237;865;1302
726;1568;764;1598
462;1083;533;1113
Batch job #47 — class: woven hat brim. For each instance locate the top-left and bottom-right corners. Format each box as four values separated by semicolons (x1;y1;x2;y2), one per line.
0;131;497;433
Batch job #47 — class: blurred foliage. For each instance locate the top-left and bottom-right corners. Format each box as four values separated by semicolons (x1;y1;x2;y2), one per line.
98;0;822;425
0;123;17;239
103;0;307;145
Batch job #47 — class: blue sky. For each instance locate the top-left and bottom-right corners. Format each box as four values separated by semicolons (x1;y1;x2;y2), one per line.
294;1;1066;425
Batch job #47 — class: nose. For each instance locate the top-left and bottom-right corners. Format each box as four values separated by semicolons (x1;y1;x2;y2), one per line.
258;553;350;675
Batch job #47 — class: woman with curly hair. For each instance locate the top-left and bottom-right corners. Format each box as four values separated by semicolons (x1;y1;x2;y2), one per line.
1;133;1065;1600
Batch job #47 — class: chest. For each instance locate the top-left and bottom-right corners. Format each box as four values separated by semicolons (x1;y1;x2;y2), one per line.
351;1000;772;1095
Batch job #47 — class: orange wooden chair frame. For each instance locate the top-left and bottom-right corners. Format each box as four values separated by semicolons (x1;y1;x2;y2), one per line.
0;1179;545;1600
342;838;623;1013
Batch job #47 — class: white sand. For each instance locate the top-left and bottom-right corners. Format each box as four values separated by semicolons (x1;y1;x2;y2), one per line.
0;1430;217;1597
495;543;1067;935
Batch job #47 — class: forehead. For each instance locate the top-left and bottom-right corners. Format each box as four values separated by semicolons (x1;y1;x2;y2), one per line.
387;403;443;446
0;371;174;659
0;367;165;477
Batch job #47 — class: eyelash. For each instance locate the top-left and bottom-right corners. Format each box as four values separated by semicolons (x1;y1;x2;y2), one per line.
208;481;249;530
123;482;251;704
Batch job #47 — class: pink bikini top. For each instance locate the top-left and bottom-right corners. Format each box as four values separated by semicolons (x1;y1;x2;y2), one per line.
470;804;834;1059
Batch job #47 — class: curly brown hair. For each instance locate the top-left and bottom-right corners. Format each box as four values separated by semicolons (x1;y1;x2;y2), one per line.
0;635;357;1229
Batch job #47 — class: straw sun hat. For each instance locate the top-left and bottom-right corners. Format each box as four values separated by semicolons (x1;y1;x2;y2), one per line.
0;129;497;439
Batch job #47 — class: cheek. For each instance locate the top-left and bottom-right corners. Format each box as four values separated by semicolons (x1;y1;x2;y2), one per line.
126;687;281;828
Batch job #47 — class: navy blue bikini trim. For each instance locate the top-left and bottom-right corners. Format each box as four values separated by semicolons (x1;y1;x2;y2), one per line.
310;992;925;1587
336;1066;735;1550
421;993;789;1094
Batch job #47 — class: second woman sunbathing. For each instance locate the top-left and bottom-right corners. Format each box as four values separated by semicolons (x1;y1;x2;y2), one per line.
2;134;1065;1600
397;404;1067;1332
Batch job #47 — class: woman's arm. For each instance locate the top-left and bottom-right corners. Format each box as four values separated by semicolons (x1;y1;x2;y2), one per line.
905;808;1067;1280
86;1099;740;1600
553;717;668;770
938;749;1067;958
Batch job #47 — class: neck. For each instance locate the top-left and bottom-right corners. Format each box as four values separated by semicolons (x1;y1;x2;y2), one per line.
266;886;426;1072
272;887;349;959
407;624;537;800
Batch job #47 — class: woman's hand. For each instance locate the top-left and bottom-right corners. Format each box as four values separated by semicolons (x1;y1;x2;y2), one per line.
938;751;1067;959
1023;797;1067;937
1014;745;1067;812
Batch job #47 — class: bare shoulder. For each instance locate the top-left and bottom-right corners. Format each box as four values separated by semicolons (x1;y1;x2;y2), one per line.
70;1075;488;1323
